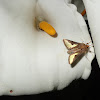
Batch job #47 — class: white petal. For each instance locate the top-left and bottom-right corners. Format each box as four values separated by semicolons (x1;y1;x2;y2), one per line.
83;0;100;66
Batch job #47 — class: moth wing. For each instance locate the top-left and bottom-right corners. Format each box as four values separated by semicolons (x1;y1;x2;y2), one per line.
69;52;83;64
63;39;79;50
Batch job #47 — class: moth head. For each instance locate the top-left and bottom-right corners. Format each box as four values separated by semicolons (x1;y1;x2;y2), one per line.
85;44;89;48
86;45;89;48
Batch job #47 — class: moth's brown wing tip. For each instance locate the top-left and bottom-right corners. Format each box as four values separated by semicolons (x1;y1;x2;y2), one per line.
63;39;67;44
63;39;65;45
63;39;65;42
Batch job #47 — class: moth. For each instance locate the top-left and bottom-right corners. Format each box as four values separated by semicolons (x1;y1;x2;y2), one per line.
63;39;90;65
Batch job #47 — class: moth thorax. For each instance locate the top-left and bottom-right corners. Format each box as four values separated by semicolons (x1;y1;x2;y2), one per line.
81;44;89;49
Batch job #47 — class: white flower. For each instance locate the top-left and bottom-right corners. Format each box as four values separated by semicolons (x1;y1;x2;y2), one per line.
0;0;95;95
83;0;100;66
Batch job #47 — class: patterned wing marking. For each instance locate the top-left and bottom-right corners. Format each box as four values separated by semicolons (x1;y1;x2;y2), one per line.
63;39;78;50
69;53;79;64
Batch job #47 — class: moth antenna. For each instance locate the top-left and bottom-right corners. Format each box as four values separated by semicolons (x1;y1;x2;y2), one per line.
85;48;94;62
88;44;93;46
85;54;90;62
89;45;94;47
86;41;94;48
80;38;90;44
80;38;84;43
86;41;92;44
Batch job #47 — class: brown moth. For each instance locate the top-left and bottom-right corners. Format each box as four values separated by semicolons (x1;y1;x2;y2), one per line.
63;39;89;64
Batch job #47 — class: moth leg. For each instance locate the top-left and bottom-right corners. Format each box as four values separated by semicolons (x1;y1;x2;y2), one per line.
86;41;94;46
67;50;75;54
85;54;90;62
85;50;95;62
89;51;95;58
67;50;71;54
89;51;94;53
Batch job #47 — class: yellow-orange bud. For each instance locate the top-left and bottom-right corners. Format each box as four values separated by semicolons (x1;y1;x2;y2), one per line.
39;21;56;36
